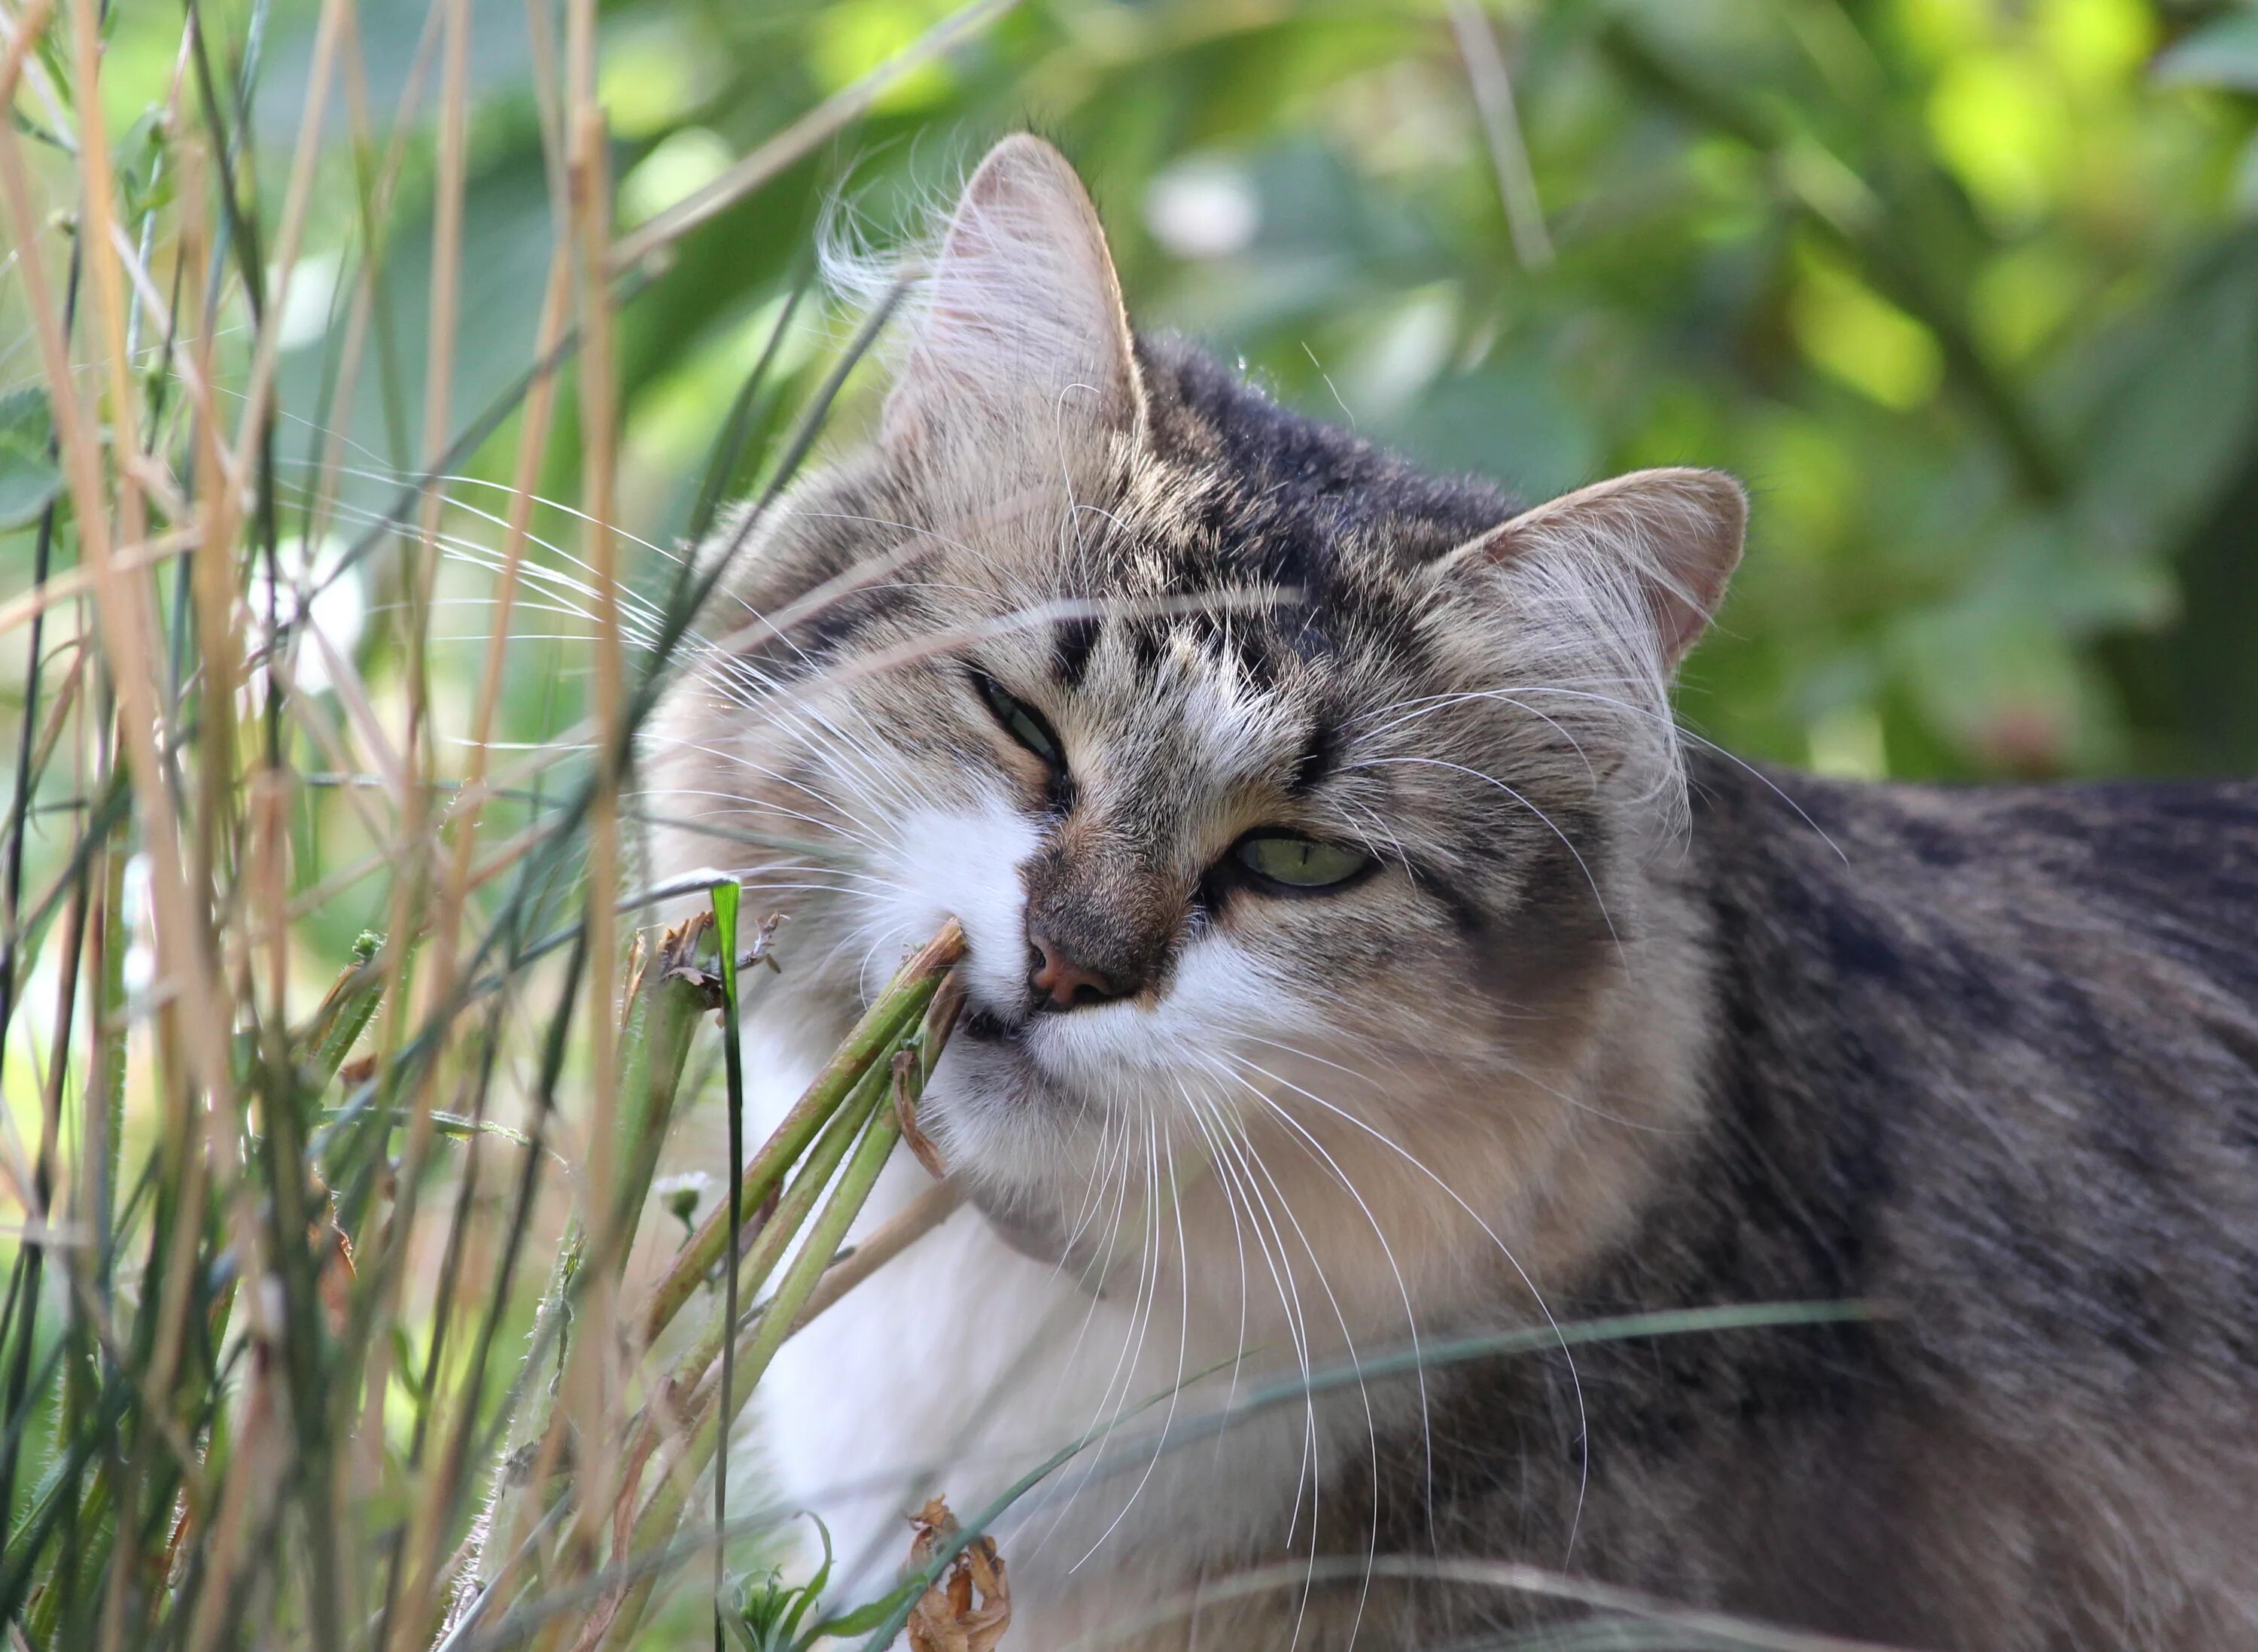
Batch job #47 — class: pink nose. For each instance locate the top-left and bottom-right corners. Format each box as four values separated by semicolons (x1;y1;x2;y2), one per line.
1028;931;1122;1011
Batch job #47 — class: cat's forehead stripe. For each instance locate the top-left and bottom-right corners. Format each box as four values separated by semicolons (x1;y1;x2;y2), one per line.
1051;616;1101;688
1288;722;1334;796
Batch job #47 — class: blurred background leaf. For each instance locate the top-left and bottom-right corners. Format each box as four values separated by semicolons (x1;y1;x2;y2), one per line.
14;0;2258;815
585;0;2258;783
2;4;2255;1640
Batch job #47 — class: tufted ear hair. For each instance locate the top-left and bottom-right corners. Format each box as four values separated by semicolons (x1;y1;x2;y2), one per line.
1435;467;1747;671
881;135;1143;468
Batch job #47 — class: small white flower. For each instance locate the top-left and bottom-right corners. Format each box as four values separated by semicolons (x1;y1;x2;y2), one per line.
653;1171;714;1235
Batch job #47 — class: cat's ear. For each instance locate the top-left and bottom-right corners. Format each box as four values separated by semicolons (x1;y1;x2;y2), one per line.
881;135;1142;464
1438;468;1746;670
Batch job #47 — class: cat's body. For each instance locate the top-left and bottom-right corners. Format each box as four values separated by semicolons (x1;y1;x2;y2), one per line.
1355;758;2258;1649
650;137;2258;1647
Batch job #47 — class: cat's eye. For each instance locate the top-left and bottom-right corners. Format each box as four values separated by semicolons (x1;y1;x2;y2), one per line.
970;670;1064;770
1230;831;1374;893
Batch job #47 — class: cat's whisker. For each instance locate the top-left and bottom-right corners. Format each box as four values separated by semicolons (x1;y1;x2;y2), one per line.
411;600;662;648
1055;1105;1134;1288
364;577;683;672
1199;1094;1341;1650
637;733;887;852
1191;1096;1319;1536
1036;1106;1167;1564
717;881;868;905
789;510;1000;568
277;468;706;612
1174;1081;1294;1613
796;713;927;818
701;677;933;821
270;480;689;629
1175;1083;1255;1465
1234;1027;1668;1136
1331;793;1413;875
722;584;1297;713
1500;685;1849;862
1349;686;1608;798
1359;679;1843;853
1179;1091;1314;1576
845;915;936;1008
1020;1103;1146;1553
285;458;711;579
709;859;893;895
1071;1116;1197;1571
1219;1052;1435;1572
1226;1048;1593;1560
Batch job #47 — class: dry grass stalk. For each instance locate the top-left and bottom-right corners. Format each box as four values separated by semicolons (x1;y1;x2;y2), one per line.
0;0;1020;1641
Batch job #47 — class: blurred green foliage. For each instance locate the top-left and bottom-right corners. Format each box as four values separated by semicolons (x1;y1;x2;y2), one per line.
0;11;2252;1633
41;0;2258;797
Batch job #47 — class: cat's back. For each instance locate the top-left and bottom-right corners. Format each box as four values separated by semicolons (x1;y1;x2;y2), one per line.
1687;751;2258;1316
1662;756;2258;1640
1704;756;2258;987
1690;754;2258;1164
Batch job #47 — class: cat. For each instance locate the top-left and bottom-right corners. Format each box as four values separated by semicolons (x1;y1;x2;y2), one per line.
647;135;2258;1650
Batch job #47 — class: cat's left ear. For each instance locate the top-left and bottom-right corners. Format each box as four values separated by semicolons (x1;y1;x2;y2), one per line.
1437;468;1746;670
881;135;1143;467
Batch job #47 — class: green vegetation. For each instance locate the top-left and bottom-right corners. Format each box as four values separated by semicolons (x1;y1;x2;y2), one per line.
1;0;2254;1647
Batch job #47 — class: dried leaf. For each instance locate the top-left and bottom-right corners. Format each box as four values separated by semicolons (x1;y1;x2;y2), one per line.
656;910;723;1007
904;1497;1010;1652
893;1048;949;1179
314;1206;357;1334
742;909;788;974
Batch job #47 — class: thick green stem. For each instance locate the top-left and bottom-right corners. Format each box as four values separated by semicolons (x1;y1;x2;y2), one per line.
638;920;962;1348
641;1056;888;1441
596;918;717;1281
599;1098;905;1652
590;934;962;1650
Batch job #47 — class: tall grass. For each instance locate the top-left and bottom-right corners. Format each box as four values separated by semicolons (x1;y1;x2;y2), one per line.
0;0;1004;1644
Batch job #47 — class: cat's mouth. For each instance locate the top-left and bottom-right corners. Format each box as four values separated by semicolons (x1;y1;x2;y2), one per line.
949;999;1074;1097
956;1005;1024;1045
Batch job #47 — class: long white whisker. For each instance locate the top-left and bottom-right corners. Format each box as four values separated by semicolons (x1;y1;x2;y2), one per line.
1203;1100;1347;1651
1225;1052;1433;1587
1231;1052;1593;1562
1177;1085;1253;1466
1072;1116;1194;1569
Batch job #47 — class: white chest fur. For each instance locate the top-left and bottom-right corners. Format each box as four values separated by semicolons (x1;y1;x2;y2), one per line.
739;1042;1404;1647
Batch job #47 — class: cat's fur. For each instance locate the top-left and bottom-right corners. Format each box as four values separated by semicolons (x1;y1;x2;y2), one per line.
647;136;2258;1648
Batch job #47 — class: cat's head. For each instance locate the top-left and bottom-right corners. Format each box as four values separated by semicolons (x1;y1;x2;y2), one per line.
650;136;1742;1261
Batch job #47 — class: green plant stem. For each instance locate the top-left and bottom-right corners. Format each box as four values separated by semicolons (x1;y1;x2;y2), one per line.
647;1055;888;1439
639;921;963;1347
303;932;385;1082
597;919;717;1279
708;881;747;1652
11;936;391;1647
600;1096;905;1652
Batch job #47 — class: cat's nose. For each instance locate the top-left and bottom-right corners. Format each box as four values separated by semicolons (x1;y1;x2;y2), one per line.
1027;931;1126;1012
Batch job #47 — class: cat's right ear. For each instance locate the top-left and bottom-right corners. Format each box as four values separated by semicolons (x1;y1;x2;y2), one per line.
881;135;1143;471
1435;468;1746;674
